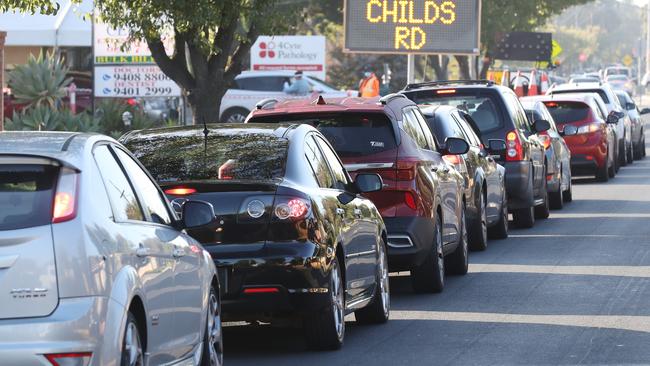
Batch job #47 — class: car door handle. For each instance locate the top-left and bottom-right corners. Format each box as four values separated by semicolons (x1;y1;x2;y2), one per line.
173;247;185;258
336;208;345;216
136;245;149;258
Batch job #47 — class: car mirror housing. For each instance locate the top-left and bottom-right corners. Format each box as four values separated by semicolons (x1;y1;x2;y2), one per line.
533;120;551;133
562;125;578;136
443;137;470;155
626;103;636;111
182;200;216;229
354;173;383;193
606;112;620;124
640;108;650;115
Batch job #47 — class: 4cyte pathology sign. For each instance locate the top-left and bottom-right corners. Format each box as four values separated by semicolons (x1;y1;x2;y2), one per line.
344;0;481;54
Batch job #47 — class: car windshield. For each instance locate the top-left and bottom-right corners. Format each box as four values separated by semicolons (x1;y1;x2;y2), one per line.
542;101;591;125
0;164;58;231
125;129;288;183
607;75;628;81
407;91;502;133
250;113;397;158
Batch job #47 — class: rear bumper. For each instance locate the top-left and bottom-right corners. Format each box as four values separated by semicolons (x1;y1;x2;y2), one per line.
0;296;113;366
570;155;600;175
504;161;534;210
208;242;332;320
383;216;435;272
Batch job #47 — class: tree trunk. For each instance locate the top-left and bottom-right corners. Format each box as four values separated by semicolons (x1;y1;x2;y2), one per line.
479;53;491;79
455;55;471;80
431;55;449;81
186;87;224;125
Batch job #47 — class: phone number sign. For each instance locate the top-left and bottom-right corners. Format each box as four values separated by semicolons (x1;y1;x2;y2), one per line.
94;66;181;98
344;0;481;54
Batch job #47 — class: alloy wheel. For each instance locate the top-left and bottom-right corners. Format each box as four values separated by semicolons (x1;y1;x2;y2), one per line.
378;242;390;318
331;261;345;340
435;219;445;284
123;321;144;366
207;292;224;366
226;113;247;123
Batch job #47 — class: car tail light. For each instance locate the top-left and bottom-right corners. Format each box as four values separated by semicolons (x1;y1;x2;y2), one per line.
506;130;524;161
52;168;78;223
45;352;92;366
576;123;601;135
396;160;418;181
244;287;279;294
436;89;457;94
538;133;552;150
442;154;461;165
164;187;197;196
404;192;417;210
274;198;310;220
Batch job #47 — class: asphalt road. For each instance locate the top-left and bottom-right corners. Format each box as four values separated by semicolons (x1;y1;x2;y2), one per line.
224;135;650;366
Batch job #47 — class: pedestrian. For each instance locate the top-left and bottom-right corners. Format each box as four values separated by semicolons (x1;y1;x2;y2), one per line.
283;70;311;96
359;67;380;98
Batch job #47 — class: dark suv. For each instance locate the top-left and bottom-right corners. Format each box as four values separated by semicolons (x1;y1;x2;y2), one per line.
247;95;470;293
401;81;551;228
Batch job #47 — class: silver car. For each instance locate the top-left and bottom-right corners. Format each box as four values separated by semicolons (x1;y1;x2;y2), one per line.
0;132;223;366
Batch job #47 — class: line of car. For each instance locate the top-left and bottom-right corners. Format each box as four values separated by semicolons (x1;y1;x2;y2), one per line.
0;78;645;365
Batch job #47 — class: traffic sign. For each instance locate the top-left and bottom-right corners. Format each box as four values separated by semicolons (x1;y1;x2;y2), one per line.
623;54;634;67
343;0;481;55
492;32;552;62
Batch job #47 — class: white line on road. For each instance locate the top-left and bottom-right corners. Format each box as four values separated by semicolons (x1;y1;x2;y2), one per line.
469;264;650;278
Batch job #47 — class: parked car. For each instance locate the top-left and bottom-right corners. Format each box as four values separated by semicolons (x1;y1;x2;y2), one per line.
246;95;470;294
401;81;550;229
220;71;355;123
420;105;509;249
529;95;618;181
547;82;631;167
606;75;636;97
613;90;646;160
520;98;574;207
0;132;223;365
122;123;390;350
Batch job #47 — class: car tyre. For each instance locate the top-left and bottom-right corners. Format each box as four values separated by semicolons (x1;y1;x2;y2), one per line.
549;173;564;210
488;194;508;239
221;107;250;123
619;140;628;167
513;205;535;229
121;312;144;366
563;177;573;203
627;142;634;164
200;286;224;366
468;191;488;251
535;168;550;219
303;256;345;350
411;214;444;293
446;206;469;275
355;240;390;324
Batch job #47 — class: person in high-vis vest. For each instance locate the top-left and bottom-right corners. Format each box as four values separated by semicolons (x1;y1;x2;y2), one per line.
359;69;380;98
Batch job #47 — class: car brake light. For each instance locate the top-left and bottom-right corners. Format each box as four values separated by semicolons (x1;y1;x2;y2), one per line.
274;197;310;220
396;160;417;181
243;287;280;294
442;155;461;165
404;192;417;210
539;133;552;150
506;130;524;161
436;89;457;94
164;187;197;196
52;168;78;223
45;352;92;366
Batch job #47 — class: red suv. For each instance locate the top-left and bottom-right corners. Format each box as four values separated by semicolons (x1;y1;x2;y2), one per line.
526;95;618;181
247;95;470;293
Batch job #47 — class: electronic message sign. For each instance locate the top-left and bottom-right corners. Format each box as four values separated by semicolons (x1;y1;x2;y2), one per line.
344;0;481;54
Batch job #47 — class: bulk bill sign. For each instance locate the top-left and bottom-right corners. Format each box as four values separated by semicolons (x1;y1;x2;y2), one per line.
250;36;326;80
344;0;481;54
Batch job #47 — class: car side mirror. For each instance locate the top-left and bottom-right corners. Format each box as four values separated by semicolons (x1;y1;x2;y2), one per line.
533;119;551;133
182;200;216;229
626;103;636;111
354;173;383;193
442;137;470;155
606;112;620;124
640;108;650;115
562;125;578;136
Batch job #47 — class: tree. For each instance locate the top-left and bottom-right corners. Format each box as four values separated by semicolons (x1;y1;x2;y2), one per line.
4;0;296;124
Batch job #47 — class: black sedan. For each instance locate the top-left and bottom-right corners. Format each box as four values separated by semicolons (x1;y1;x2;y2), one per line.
121;123;390;350
421;105;509;250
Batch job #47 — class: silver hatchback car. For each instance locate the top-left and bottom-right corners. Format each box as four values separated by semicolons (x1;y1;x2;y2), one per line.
0;132;223;366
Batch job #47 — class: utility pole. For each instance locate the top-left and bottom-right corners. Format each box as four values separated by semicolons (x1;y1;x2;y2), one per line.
646;3;650;76
0;31;6;132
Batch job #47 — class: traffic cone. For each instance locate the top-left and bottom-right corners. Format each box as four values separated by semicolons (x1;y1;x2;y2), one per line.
540;72;550;94
501;69;510;87
513;71;525;97
528;69;539;96
487;71;495;82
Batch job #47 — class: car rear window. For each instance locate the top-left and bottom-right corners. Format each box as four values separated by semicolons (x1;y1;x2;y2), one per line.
125;130;288;183
250;113;397;158
0;165;57;231
542;102;591;125
405;90;503;133
552;89;609;104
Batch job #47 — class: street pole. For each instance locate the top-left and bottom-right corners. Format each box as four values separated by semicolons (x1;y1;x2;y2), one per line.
646;3;650;76
407;54;416;84
0;31;6;132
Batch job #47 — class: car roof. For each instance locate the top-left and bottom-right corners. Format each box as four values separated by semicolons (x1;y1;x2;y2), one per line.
419;104;457;116
249;96;395;116
402;80;508;92
550;82;606;92
521;94;594;104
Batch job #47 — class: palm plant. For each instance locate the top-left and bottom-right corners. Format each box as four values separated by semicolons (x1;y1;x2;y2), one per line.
7;52;72;109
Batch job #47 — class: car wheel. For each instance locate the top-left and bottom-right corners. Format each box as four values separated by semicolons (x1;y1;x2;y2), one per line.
121;313;144;366
303;256;345;350
563;176;573;203
446;205;469;275
411;214;444;293
355;239;390;324
488;193;508;239
627;142;634;164
549;172;564;210
619;140;628;167
221;108;249;123
200;286;223;366
513;205;535;229
468;191;488;251
535;167;550;219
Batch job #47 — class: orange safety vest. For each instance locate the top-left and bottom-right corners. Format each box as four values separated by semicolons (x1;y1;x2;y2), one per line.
359;75;380;98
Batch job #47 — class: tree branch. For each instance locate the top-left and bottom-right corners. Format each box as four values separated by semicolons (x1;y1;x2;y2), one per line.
208;16;238;76
147;37;194;90
224;24;258;84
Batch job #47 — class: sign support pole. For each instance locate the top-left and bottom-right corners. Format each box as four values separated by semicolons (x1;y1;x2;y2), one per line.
407;54;416;84
0;31;5;132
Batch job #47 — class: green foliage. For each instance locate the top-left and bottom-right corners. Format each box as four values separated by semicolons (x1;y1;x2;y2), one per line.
94;99;155;137
5;106;100;133
0;0;69;15
7;52;72;109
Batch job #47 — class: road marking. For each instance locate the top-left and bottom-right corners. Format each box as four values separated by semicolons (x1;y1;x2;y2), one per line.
391;311;650;333
545;213;650;218
469;264;650;278
510;234;649;238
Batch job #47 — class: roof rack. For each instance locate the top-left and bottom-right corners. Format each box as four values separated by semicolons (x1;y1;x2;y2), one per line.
255;98;279;110
379;93;408;105
404;80;495;91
